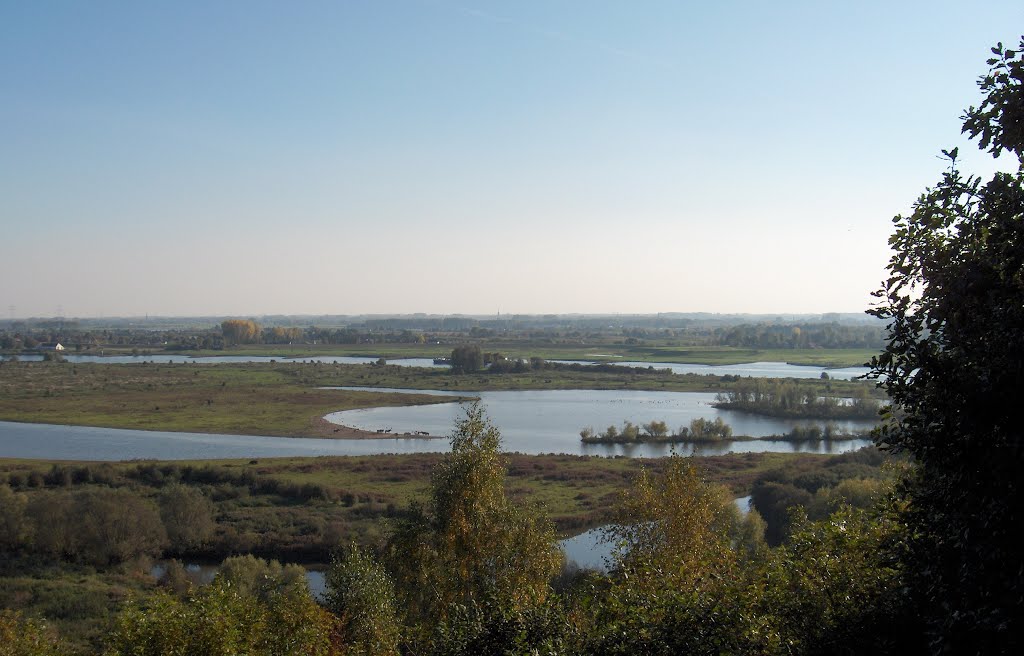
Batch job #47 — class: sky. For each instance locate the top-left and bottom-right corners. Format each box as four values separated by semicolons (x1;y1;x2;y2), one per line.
1;1;1021;319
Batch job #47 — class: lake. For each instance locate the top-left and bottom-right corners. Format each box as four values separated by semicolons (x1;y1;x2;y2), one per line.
0;387;873;460
324;388;875;457
551;360;870;380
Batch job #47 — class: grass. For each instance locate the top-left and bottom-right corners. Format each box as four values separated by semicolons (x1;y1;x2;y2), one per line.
0;448;881;651
0;361;466;437
104;342;878;368
0;450;817;542
0;360;885;437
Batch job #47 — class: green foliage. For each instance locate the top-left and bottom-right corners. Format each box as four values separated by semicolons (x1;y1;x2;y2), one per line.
586;456;771;655
685;416;733;440
751;481;813;545
586;456;913;654
385;403;561;645
0;485;31;551
868;36;1024;650
608;456;737;590
759;503;918;654
0;610;64;656
27;489;166;566
155;560;192;598
715;322;884;350
105;580;336;656
158;485;215;552
963;39;1024;161
214;555;308;601
751;449;892;545
642;420;669;438
582;417;733;443
325;545;401;656
715;378;879;420
220;319;261;345
429;598;573;656
448;344;483;374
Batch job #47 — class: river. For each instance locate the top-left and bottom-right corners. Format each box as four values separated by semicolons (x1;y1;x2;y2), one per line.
1;353;870;380
0;386;872;460
324;387;874;456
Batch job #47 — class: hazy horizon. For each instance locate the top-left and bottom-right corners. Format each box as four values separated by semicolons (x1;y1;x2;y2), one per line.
3;1;1022;318
3;310;882;325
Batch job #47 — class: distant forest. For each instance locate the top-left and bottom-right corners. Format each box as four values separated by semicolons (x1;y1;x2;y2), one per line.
0;314;884;352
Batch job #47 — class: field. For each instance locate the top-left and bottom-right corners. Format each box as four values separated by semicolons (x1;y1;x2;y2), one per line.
77;341;879;368
0;361;468;437
0;450;792;543
0;360;884;436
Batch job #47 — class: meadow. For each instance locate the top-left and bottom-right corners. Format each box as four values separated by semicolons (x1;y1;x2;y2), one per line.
0;360;883;437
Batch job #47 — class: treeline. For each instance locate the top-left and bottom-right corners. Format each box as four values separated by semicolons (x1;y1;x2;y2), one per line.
581;417;734;443
750;448;892;544
1;319;887;356
713;322;885;349
0;484;207;567
714;378;881;419
449;344;671;376
0;461;396;565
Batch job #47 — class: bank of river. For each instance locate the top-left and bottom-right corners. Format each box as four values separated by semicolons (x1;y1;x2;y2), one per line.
1;354;445;367
0;387;873;460
551;360;870;380
1;353;870;380
151;516;641;595
559;497;753;572
325;388;875;456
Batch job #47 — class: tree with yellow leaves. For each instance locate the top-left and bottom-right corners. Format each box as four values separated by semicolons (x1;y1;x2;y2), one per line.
385;402;561;647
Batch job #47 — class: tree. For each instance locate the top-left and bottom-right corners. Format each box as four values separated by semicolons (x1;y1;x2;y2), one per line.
27;489;166;565
220;319;261;345
0;611;64;656
868;37;1024;651
607;456;738;592
159;484;215;552
587;456;768;654
385;403;561;644
215;555;308;601
642;420;669;438
106;579;336;656
449;344;483;374
759;504;916;654
325;545;401;656
0;484;30;552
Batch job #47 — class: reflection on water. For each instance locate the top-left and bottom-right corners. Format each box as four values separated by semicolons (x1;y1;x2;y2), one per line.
550;360;871;380
325;387;875;456
561;496;752;572
560;526;614;572
0;386;873;462
150;561;327;600
0;378;876;462
1;354;869;379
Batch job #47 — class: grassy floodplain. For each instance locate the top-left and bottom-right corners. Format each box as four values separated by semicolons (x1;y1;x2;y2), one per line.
70;342;880;368
0;361;469;437
0;450;790;542
0;449;837;651
0;360;884;436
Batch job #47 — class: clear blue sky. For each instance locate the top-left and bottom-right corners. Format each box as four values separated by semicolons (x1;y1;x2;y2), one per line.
2;1;1021;318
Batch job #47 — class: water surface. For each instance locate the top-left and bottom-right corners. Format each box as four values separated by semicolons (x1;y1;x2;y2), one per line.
325;388;874;456
1;354;868;379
